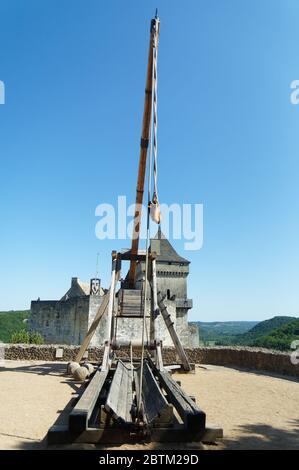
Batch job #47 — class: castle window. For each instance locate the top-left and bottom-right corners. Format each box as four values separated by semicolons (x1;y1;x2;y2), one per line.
167;289;171;300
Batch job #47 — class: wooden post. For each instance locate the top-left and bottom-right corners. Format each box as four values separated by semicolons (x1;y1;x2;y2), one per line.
151;256;159;343
111;256;121;346
156;341;164;371
101;342;111;372
105;251;118;345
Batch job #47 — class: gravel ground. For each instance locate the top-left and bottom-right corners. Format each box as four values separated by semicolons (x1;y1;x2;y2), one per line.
0;360;298;450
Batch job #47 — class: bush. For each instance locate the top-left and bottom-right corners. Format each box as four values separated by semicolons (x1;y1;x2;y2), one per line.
10;329;30;344
29;331;44;344
10;330;44;344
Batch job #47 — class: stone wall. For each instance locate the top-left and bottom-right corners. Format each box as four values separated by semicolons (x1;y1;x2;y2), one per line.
3;344;299;378
29;296;196;348
30;297;90;345
89;299;179;348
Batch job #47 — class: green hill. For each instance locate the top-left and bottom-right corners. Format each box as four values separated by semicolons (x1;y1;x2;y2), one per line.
192;321;258;345
248;318;299;351
0;310;30;343
234;316;296;347
239;316;295;338
193;316;299;351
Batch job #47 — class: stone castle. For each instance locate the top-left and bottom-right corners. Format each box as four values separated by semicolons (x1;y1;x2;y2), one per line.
29;231;199;348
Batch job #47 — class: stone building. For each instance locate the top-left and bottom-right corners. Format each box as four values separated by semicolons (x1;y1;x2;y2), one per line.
29;277;105;345
29;233;199;348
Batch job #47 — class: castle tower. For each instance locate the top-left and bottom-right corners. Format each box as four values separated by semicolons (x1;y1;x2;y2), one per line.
135;228;197;347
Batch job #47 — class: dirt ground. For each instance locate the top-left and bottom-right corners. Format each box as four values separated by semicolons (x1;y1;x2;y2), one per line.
0;360;298;450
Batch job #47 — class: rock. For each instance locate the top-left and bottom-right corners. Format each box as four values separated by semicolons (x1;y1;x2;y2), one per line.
73;366;89;381
67;362;80;375
82;363;94;375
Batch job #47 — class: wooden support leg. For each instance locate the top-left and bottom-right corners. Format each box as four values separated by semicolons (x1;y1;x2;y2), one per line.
74;292;110;363
156;341;164;371
150;256;159;343
157;291;191;372
105;251;119;345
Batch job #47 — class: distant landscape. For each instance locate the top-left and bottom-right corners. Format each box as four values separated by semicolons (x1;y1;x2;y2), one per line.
193;316;299;351
0;310;299;352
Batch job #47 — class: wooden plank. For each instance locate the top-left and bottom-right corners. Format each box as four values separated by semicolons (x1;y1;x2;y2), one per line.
118;288;144;316
120;250;147;261
136;361;173;426
69;369;108;433
105;360;133;425
155;368;206;433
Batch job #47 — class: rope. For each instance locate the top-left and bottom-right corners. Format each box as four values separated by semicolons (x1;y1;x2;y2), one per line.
152;36;159;203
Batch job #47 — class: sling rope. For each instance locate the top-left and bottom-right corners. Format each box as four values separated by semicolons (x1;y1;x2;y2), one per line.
152;34;159;204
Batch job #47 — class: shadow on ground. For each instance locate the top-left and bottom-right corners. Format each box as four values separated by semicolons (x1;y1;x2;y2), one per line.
13;421;299;451
221;419;299;450
0;362;83;393
205;364;299;384
0;361;68;377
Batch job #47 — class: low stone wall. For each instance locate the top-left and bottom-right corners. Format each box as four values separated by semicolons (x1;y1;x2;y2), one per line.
184;346;299;378
2;344;299;378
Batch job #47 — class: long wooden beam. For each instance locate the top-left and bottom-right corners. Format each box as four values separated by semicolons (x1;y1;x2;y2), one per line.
128;16;160;288
155;368;206;433
69;369;108;433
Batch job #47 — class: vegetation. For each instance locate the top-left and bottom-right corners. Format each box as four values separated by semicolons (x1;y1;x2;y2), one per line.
0;310;30;343
29;331;44;344
10;329;30;343
194;316;299;351
193;321;258;345
250;319;299;351
10;329;44;344
235;316;295;342
230;316;297;350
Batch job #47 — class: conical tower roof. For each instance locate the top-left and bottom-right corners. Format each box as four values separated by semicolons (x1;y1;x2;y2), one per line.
150;227;189;264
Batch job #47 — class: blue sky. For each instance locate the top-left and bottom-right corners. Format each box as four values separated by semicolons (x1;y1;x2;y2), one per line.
0;0;299;321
